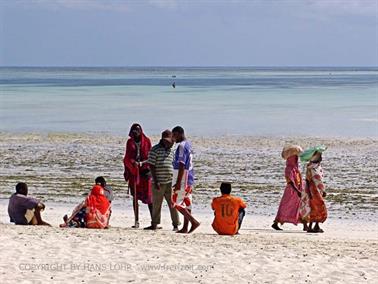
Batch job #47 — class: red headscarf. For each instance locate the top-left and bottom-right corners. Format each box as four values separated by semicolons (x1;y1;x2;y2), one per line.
86;185;110;215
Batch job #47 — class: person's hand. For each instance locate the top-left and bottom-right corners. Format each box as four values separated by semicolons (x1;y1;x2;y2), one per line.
173;182;181;192
134;161;140;167
37;203;45;210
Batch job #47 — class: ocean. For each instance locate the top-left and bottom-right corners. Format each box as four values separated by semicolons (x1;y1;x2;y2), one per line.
0;67;377;137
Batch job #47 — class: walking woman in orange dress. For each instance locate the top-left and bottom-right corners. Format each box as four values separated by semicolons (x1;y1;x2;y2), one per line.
300;145;327;233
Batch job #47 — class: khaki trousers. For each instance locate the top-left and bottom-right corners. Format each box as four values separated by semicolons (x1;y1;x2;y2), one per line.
152;182;179;227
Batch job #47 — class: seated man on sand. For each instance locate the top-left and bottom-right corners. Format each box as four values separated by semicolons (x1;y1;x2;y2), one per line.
8;182;50;226
60;176;112;229
211;182;247;235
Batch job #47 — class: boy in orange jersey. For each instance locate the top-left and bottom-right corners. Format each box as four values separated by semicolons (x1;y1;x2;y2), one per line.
211;182;247;235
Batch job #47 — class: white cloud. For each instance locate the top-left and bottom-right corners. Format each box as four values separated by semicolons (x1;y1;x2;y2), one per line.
28;0;130;12
148;0;178;9
306;0;378;16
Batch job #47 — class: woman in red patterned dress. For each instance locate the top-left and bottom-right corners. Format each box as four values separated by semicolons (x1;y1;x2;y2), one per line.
304;151;327;233
272;145;306;231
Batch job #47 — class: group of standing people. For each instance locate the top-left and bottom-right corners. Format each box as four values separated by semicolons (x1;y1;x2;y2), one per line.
123;124;200;233
272;145;328;233
7;125;328;236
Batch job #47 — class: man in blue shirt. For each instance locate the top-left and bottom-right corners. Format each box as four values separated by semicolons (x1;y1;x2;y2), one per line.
172;126;200;234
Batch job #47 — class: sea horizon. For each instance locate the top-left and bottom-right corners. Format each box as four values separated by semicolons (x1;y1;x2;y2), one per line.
1;66;377;137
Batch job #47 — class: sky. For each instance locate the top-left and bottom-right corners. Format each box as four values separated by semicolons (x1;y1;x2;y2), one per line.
0;0;377;66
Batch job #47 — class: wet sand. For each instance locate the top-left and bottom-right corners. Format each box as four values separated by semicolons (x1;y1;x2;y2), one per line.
0;132;376;220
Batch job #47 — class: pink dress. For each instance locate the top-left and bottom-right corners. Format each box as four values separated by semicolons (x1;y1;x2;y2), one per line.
274;155;303;225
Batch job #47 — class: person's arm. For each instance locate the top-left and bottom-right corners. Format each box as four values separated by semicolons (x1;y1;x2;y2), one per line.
173;144;186;192
288;169;302;197
147;148;160;190
211;199;216;216
36;203;45;210
25;197;42;210
290;182;301;197
66;201;86;224
239;198;247;209
211;199;215;211
149;165;160;191
174;163;185;192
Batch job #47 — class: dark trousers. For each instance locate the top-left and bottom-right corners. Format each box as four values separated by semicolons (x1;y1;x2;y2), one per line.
238;208;246;231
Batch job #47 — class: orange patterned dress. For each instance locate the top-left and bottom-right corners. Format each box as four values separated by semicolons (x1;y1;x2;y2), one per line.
305;162;327;223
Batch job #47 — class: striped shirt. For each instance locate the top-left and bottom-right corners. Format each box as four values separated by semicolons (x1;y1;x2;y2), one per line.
148;143;174;184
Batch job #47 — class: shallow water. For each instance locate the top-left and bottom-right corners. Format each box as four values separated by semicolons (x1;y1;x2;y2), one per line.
0;67;377;137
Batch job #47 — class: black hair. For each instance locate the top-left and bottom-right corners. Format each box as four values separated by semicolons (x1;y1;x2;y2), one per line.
220;182;232;194
95;176;106;186
172;126;184;135
16;182;28;194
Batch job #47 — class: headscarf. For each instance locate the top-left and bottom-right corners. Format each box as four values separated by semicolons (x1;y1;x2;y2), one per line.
86;185;110;215
300;145;327;162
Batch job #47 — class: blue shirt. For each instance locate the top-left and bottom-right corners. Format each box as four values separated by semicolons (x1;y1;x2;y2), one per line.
173;140;194;186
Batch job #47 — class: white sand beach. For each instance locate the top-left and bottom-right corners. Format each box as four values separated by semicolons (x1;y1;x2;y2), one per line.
0;133;377;283
0;202;377;284
2;0;378;282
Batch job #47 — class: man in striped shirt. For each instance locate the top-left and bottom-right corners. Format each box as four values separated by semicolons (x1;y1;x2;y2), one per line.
144;129;180;231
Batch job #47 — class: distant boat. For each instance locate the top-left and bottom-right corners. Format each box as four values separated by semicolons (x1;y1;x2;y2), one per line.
172;75;176;78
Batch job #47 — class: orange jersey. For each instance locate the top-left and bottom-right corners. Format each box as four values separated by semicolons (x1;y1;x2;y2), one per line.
211;194;247;235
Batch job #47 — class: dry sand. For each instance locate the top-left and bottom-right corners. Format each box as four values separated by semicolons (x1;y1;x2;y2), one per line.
0;202;377;284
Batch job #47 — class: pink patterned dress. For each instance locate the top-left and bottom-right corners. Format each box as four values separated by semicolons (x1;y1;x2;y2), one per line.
274;155;303;225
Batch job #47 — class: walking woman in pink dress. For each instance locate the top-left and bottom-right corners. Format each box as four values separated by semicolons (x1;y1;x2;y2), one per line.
272;145;308;231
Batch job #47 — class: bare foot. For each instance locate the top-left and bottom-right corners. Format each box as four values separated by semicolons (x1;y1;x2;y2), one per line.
143;225;157;230
132;221;140;229
312;227;324;233
272;223;282;231
176;228;188;234
188;222;200;234
312;224;324;233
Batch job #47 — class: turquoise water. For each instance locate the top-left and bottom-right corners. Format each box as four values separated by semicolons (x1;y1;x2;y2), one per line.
0;67;377;137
